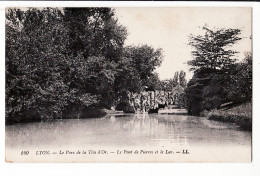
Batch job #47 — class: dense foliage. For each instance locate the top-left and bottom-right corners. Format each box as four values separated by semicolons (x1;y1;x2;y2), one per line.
186;26;252;115
6;8;163;123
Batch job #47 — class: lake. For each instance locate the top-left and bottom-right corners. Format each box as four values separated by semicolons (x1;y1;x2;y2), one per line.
5;114;252;162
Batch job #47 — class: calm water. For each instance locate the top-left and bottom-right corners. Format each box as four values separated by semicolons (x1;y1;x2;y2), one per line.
6;114;251;149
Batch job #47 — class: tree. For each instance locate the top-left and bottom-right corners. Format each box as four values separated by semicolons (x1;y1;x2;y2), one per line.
179;70;187;87
112;56;142;105
185;68;213;115
6;8;73;121
188;26;241;71
224;52;252;103
172;71;179;87
146;72;162;91
185;26;252;115
62;8;129;108
114;45;163;100
123;45;163;86
63;8;127;62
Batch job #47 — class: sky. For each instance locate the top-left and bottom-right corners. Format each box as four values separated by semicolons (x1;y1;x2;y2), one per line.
114;7;252;80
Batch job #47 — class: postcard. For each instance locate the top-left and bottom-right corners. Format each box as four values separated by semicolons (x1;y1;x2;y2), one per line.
5;6;252;163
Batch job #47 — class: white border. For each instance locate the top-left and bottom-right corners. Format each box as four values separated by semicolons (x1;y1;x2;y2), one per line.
1;1;260;176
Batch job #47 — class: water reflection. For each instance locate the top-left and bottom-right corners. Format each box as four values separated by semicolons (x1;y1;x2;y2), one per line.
6;114;251;149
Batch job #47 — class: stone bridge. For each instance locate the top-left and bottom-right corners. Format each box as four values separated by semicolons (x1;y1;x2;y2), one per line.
116;86;186;113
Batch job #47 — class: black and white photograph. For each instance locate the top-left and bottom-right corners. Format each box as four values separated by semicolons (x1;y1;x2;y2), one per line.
5;6;252;162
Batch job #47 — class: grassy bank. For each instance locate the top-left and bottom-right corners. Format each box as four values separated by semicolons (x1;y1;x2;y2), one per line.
202;102;252;131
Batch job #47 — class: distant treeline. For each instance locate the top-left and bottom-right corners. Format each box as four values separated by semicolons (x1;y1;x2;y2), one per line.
6;8;164;123
185;26;252;115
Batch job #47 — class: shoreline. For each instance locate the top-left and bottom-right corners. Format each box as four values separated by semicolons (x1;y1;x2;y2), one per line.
202;102;252;131
6;104;252;132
